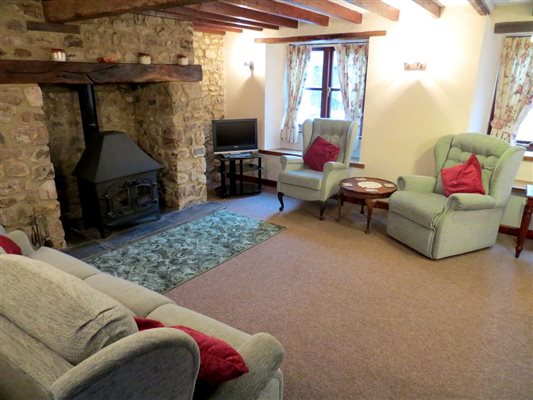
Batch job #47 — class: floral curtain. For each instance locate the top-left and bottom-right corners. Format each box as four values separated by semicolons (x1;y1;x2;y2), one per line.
490;36;533;144
334;43;368;122
280;45;311;143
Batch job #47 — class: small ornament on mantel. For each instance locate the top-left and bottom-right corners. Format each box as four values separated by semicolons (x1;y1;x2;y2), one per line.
177;54;189;65
138;52;151;65
51;48;66;62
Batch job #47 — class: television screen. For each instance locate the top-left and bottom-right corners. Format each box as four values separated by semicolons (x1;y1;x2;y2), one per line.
212;118;258;154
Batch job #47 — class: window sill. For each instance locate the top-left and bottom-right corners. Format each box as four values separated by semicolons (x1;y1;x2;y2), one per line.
259;148;365;169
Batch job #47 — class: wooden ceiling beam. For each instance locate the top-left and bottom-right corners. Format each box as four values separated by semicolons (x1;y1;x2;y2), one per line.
255;30;386;44
166;5;279;29
194;22;240;33
410;0;442;18
188;2;299;28
138;9;263;30
43;0;211;23
343;0;399;21
282;0;362;24
223;0;330;26
467;0;491;16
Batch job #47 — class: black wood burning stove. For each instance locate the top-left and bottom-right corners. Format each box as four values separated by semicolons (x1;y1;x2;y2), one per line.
72;85;161;238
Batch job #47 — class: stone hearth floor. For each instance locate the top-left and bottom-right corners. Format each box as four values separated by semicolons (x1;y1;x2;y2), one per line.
63;202;223;259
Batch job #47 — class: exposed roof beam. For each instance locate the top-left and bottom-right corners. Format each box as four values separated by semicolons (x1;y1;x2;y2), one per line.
194;22;240;33
410;0;442;18
343;0;399;21
223;0;330;26
255;30;386;44
188;2;299;28
138;9;263;30
281;0;362;24
43;0;210;23
467;0;492;16
166;5;279;29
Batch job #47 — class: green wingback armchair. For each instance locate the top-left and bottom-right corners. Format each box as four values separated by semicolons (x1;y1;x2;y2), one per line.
277;118;359;220
387;133;525;259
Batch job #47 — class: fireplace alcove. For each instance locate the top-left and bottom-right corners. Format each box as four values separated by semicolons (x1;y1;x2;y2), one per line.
1;60;208;244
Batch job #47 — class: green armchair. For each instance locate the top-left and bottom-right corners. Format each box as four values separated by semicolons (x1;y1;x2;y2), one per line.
277;118;359;220
387;133;525;259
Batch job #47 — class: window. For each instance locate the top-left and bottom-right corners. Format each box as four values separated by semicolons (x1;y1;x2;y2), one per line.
297;47;345;125
515;108;533;151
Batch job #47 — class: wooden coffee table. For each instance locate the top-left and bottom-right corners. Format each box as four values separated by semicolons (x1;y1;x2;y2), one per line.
336;177;397;234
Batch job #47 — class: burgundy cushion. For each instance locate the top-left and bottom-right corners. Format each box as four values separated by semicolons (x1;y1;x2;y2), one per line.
134;316;249;385
440;154;485;197
0;235;22;255
303;136;341;171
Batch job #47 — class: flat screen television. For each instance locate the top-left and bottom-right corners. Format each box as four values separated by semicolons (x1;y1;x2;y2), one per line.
212;118;258;155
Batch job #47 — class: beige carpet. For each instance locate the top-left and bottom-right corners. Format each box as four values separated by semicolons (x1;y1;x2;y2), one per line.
165;187;533;400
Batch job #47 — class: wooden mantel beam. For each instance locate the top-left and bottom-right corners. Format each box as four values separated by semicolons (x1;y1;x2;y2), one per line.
343;0;399;21
42;0;212;23
410;0;442;18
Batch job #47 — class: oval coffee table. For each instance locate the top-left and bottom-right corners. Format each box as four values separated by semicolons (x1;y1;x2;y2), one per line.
336;177;397;234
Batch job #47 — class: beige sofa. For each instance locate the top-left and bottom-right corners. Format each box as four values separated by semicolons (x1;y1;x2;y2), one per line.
0;230;284;400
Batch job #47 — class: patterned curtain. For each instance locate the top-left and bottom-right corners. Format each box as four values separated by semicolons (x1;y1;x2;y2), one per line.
334;43;368;121
280;45;311;143
490;36;533;144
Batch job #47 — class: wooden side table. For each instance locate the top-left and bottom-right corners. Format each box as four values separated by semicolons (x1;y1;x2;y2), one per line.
336;177;397;234
515;184;533;258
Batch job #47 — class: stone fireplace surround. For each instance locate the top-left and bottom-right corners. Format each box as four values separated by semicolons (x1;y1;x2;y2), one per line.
0;1;224;248
1;81;208;248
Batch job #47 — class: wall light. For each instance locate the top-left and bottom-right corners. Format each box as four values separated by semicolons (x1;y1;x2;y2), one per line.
404;62;427;71
244;60;254;74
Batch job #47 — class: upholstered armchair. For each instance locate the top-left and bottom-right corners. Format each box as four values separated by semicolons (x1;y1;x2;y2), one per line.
277;118;359;220
387;133;525;259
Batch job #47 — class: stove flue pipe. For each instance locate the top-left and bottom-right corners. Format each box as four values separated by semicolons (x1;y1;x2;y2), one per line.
77;84;100;144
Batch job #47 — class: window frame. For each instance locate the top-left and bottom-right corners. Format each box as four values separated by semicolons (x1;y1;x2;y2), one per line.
300;46;342;120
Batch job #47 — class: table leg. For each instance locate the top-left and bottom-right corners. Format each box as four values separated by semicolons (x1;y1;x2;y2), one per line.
365;199;375;234
336;192;343;222
515;200;532;258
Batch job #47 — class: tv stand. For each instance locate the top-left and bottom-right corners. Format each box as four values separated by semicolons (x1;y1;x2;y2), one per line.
216;154;262;198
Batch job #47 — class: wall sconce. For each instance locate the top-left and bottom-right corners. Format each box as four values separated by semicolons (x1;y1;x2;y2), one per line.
404;62;427;71
244;60;254;74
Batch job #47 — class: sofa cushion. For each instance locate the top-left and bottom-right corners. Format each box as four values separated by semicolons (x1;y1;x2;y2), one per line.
135;316;249;385
389;191;447;228
0;255;137;365
29;246;101;280
0;235;21;254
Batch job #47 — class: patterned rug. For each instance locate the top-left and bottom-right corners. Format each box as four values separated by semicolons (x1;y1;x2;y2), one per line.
83;210;285;293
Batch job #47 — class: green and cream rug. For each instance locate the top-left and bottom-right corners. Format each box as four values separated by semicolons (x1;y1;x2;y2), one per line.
83;210;284;293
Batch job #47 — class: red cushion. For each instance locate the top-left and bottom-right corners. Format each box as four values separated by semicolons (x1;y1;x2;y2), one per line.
303;136;341;171
440;154;485;197
0;235;22;255
134;317;249;385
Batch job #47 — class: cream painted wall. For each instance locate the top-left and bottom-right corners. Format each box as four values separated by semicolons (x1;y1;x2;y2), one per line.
223;3;533;228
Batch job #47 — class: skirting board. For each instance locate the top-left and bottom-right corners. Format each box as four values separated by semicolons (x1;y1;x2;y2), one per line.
243;176;532;239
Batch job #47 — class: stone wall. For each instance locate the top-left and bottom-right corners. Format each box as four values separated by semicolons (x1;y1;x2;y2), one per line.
0;84;65;247
193;32;225;179
0;0;225;246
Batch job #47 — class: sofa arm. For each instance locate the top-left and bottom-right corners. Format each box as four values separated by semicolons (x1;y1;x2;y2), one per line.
5;230;35;256
51;329;199;400
280;155;304;171
323;161;346;174
211;333;285;400
397;175;436;192
445;193;497;211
